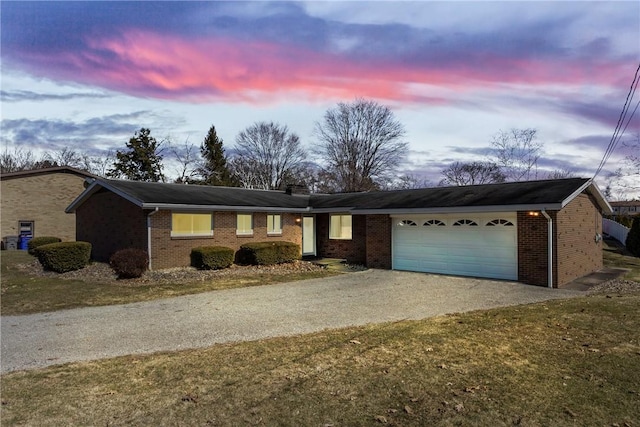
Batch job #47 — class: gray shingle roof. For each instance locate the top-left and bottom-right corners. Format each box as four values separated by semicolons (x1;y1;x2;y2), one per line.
67;177;611;214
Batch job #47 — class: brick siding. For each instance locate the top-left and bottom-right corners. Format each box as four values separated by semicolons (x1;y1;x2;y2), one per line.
315;213;367;264
517;211;555;287
517;195;603;287
1;172;88;241
365;215;392;268
76;189;147;262
149;211;302;269
556;194;603;285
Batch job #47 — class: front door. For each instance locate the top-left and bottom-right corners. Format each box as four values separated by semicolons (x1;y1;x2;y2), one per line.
302;216;316;256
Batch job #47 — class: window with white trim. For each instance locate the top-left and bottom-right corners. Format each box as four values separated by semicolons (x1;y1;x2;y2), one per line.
237;213;253;235
398;220;417;226
171;212;213;237
330;214;352;240
267;214;282;235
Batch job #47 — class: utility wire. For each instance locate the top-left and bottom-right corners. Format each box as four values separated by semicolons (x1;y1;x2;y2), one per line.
594;61;640;178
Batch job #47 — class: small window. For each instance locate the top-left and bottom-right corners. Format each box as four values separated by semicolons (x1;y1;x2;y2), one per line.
423;219;446;226
452;219;478;226
237;213;253;235
486;219;514;226
172;213;213;237
267;214;282;235
330;214;352;240
398;220;417;226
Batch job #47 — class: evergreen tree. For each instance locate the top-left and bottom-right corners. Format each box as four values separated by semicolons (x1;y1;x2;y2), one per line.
626;216;640;257
108;128;165;182
197;125;236;186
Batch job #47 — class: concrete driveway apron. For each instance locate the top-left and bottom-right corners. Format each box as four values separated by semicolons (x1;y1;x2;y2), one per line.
1;269;581;373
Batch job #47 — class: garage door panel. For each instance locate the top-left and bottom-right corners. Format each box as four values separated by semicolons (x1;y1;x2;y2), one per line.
392;213;517;281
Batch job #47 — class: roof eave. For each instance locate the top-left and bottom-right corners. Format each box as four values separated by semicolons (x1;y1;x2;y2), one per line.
141;203;311;213
561;179;612;215
353;203;564;215
65;180;144;213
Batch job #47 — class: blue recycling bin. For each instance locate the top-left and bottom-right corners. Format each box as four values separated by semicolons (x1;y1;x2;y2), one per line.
18;235;32;251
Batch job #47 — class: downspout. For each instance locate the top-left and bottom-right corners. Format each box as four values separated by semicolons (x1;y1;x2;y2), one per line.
541;210;553;288
147;208;159;270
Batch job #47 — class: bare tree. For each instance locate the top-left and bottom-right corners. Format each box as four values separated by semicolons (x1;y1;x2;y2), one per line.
42;147;84;168
546;168;576;180
169;137;200;184
314;98;407;192
604;133;640;199
86;150;115;177
490;128;543;181
440;161;506;186
230;122;307;190
0;147;36;173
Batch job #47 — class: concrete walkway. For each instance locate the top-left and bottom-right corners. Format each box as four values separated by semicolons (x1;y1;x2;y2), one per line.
1;270;582;373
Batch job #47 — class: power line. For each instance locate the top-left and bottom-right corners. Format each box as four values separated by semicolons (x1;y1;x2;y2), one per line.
594;61;640;178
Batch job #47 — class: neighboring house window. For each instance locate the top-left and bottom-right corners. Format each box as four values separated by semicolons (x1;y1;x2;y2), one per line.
330;214;352;239
237;213;253;235
171;213;213;237
267;214;282;235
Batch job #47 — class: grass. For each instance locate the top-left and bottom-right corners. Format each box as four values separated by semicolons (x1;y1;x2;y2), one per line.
0;251;337;315
603;238;640;282
2;293;639;426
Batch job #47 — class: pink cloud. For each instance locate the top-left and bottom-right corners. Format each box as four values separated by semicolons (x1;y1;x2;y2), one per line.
20;30;632;105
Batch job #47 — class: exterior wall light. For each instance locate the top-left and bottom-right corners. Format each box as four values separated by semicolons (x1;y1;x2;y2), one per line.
528;211;540;217
295;217;302;224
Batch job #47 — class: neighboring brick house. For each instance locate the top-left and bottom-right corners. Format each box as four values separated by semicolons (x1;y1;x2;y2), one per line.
67;177;611;288
1;167;97;243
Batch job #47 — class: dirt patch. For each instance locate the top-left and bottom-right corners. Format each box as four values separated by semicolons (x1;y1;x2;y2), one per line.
16;258;327;287
587;278;640;295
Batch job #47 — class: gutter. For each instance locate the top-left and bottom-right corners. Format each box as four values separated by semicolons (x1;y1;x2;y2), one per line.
541;210;553;288
147;208;159;270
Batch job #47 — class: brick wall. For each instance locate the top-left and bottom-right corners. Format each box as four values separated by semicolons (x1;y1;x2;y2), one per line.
556;194;603;285
150;211;302;269
1;172;88;241
76;189;147;262
517;210;556;287
315;213;367;264
366;215;392;268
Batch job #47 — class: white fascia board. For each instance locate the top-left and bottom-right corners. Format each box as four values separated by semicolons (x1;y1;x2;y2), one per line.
354;204;563;215
142;203;310;213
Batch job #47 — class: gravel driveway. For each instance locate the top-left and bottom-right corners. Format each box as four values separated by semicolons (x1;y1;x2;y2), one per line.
1;270;581;373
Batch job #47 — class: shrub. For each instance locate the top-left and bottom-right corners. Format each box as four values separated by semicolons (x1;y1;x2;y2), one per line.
190;246;234;270
110;248;149;279
36;241;92;273
27;236;62;255
237;241;301;265
626;216;640;257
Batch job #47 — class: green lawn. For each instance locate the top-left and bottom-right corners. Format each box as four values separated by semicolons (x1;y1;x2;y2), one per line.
0;251;337;315
2;293;639;426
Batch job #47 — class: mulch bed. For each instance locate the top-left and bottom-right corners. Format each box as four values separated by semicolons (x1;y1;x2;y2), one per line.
16;258;327;286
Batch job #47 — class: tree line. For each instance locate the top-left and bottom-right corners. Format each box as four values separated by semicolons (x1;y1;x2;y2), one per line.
3;98;634;194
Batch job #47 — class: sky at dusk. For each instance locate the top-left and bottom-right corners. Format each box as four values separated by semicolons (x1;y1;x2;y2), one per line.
1;1;639;196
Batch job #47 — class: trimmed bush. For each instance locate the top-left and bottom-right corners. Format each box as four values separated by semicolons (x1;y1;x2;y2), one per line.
626;216;640;257
36;241;92;273
190;246;234;270
28;236;62;255
237;241;301;266
110;248;149;279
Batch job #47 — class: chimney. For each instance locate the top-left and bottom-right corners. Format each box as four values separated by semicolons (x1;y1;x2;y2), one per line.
285;183;310;195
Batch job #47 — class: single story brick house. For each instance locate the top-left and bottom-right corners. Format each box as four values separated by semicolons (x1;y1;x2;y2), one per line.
66;177;611;288
1;166;97;244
